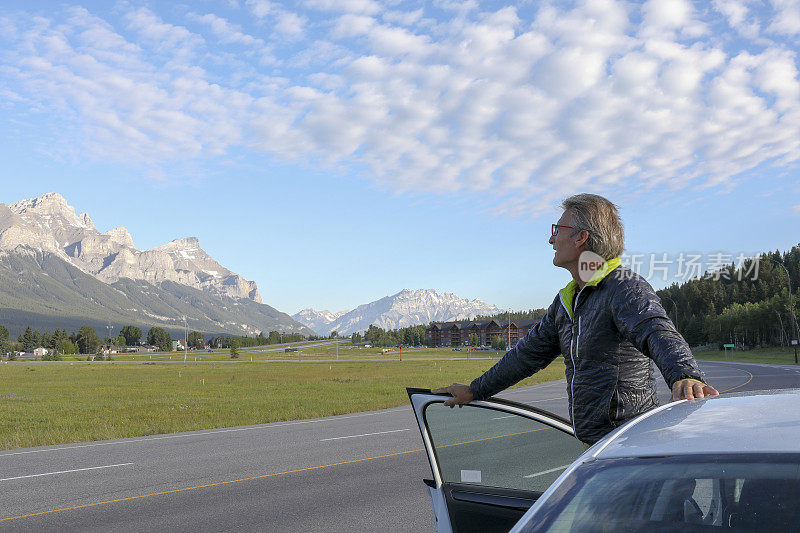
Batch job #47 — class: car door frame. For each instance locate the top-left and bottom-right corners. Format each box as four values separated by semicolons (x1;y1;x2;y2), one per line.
408;387;581;533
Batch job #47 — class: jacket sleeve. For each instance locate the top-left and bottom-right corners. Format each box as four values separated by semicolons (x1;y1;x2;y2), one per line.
611;279;704;388
470;296;562;401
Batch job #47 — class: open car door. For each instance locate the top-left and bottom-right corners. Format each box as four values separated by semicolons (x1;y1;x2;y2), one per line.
408;388;585;533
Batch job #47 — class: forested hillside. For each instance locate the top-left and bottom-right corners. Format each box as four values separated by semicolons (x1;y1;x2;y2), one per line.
657;245;800;348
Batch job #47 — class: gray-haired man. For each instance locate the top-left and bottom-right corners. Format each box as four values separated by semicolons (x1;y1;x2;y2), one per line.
434;193;718;445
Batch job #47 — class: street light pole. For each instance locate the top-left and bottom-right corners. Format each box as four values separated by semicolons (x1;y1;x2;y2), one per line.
773;260;798;364
662;295;679;326
507;310;511;351
183;315;187;363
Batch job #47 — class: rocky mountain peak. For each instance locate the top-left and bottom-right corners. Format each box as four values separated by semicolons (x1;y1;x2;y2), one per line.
1;193;262;303
105;227;135;249
10;192;69;213
9;192;95;230
159;236;200;249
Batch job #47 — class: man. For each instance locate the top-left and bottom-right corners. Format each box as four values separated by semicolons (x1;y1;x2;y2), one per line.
434;193;718;446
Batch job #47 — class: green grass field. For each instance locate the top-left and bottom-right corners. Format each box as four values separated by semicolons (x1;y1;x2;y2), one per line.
693;346;799;365
0;358;567;451
38;344;496;363
7;343;794;452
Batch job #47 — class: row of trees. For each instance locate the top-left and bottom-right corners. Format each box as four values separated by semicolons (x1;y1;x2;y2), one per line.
7;325;103;355
354;324;428;347
1;321;317;357
656;247;800;348
474;309;548;322
1;324;177;355
206;331;306;349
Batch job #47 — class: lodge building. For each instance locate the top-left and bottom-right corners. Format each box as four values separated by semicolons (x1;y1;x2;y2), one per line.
426;319;538;348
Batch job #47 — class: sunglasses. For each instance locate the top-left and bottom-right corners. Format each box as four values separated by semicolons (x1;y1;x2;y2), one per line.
551;224;574;237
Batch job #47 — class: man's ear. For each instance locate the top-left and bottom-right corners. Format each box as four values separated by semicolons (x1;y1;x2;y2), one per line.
575;229;589;248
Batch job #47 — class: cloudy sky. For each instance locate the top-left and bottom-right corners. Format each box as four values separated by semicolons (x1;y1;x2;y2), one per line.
1;0;798;315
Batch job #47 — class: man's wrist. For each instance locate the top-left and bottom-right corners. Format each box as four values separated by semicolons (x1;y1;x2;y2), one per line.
674;376;705;386
468;381;482;401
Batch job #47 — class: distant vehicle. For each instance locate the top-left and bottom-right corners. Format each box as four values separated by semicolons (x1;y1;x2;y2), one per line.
408;388;800;533
363;344;372;348
284;347;298;353
452;347;461;351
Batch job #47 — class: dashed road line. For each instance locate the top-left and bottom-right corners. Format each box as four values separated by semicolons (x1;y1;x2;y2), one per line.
0;463;134;483
524;464;571;478
0;408;407;458
319;429;411;441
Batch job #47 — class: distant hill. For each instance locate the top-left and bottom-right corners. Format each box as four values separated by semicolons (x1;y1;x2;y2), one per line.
294;288;500;336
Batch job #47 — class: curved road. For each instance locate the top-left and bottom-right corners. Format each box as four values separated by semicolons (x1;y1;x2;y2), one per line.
1;361;798;532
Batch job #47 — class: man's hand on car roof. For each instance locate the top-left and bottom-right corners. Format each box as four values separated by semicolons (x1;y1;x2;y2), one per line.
672;379;719;402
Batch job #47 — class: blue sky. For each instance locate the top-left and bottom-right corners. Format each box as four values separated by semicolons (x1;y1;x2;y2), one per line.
1;0;798;315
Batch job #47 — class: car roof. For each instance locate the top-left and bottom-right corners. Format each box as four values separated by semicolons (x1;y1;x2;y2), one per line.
589;388;800;459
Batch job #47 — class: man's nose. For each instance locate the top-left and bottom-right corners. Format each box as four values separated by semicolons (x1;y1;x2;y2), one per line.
548;234;555;244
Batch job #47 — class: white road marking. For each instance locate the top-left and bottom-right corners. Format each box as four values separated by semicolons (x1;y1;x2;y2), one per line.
492;415;514;420
320;429;411;442
523;464;571;478
530;396;569;402
500;393;569;403
0;408;407;458
0;463;134;482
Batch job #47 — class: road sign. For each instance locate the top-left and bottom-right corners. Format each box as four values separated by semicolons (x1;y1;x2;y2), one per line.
723;344;735;348
792;340;799;346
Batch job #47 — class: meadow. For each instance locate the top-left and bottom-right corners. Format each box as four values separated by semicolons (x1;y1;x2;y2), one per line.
0;357;567;450
6;343;795;451
38;344;496;363
693;346;799;365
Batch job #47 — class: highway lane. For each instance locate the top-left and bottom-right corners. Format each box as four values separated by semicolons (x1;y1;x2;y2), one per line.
1;360;797;532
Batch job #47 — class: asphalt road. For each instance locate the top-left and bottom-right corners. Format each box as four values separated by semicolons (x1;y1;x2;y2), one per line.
1;360;799;532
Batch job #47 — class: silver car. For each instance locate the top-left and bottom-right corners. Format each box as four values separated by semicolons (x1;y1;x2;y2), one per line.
408;388;800;532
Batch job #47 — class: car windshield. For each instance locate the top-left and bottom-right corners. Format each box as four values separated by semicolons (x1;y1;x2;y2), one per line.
520;454;800;533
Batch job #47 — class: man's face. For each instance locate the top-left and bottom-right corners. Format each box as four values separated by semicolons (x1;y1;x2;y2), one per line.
549;211;582;268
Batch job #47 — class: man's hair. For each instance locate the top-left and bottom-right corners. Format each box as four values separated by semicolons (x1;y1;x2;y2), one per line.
561;193;624;260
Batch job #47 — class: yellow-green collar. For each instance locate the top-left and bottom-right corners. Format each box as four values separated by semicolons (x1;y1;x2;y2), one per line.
559;257;622;320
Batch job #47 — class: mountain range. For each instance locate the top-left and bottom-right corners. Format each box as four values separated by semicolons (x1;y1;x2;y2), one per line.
293;289;500;336
0;193;503;339
0;193;312;337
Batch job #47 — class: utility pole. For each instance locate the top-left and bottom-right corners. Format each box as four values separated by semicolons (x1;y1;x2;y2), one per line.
773;260;798;364
183;315;187;363
662;295;678;326
507;310;511;351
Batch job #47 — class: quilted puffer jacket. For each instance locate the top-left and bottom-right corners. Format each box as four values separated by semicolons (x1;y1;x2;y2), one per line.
469;258;705;444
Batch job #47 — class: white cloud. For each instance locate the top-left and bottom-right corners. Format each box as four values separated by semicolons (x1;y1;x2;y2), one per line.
125;7;202;52
275;12;306;38
188;13;262;46
1;1;799;215
246;0;275;19
382;9;423;27
713;0;750;28
302;0;382;15
768;0;800;35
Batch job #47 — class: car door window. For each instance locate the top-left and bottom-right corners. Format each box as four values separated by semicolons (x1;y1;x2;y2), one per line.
424;402;584;493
